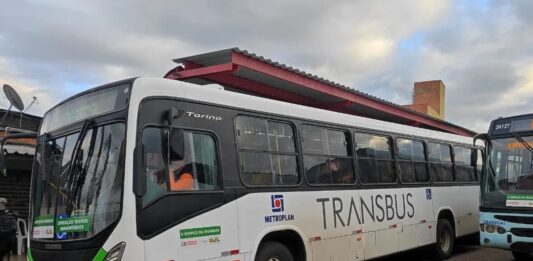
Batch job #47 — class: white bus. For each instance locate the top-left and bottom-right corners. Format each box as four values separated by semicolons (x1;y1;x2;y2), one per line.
26;77;482;261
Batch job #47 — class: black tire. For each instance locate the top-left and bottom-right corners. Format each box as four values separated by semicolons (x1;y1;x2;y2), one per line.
255;241;294;261
431;219;455;260
512;251;531;260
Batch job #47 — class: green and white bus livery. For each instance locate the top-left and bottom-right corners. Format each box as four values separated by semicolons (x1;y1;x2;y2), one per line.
27;78;482;261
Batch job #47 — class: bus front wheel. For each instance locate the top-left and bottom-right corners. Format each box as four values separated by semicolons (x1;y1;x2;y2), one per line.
432;219;454;260
512;251;530;260
255;241;294;261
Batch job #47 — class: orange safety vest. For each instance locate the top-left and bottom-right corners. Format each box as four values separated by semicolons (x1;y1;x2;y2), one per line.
169;171;194;191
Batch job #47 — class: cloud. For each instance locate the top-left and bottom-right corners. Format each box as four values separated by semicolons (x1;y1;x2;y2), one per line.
503;64;533;106
355;0;533;132
0;57;58;115
0;0;531;134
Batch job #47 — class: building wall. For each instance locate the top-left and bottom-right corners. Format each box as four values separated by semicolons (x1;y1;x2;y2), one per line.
403;80;446;120
0;109;41;221
0;110;41;131
403;103;441;119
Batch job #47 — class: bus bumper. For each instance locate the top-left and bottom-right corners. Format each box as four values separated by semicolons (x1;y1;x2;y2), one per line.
480;212;533;253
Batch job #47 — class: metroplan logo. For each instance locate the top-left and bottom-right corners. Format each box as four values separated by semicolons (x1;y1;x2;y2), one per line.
271;194;284;212
265;194;294;223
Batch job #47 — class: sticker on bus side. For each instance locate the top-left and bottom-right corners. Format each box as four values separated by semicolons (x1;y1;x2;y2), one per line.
264;194;296;223
179;226;222;247
426;189;432;200
179;226;221;239
506;194;533;208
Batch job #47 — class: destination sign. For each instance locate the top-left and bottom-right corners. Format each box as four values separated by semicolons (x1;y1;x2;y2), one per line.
490;114;533;136
40;84;130;134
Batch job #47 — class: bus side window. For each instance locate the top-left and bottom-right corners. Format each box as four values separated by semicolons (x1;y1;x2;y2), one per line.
169;132;220;192
355;133;396;184
428;142;454;182
302;125;354;185
236;116;299;186
141;127;221;206
398;138;428;183
454;146;476;182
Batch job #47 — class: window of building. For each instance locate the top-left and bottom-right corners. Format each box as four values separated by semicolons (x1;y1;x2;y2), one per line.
301;125;354;185
428;142;454;182
454;146;477;182
236;116;298;186
397;138;429;183
354;133;396;184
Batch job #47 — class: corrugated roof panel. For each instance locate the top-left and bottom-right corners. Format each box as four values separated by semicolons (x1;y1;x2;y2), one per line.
173;48;475;135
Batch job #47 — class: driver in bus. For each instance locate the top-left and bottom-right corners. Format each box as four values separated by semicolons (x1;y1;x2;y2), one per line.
168;159;195;191
516;173;533;190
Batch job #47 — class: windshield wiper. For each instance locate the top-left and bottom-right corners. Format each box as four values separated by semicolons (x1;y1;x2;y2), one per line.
485;140;498;183
65;119;94;213
511;131;533;155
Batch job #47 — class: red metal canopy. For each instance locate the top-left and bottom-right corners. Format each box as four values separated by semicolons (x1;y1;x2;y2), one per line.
165;48;475;137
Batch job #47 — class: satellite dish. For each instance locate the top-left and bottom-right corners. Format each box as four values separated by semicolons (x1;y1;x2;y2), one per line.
3;84;24;111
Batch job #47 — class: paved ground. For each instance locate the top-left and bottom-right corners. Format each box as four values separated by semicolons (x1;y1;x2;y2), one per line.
377;244;515;261
3;241;521;261
378;236;517;261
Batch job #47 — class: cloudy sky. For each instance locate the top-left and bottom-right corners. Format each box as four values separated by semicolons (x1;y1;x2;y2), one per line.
0;0;532;132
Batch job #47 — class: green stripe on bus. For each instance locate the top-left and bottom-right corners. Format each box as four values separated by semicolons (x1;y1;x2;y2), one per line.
27;248;34;261
92;248;107;261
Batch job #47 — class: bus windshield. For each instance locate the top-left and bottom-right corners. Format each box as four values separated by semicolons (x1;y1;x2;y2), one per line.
31;122;125;241
482;135;533;209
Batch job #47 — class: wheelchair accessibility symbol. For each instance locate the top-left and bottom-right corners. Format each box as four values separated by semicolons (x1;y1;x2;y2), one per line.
426;188;432;200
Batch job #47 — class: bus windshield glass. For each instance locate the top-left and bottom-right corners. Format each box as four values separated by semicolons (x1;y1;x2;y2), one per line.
482;135;533;209
31;122;125;241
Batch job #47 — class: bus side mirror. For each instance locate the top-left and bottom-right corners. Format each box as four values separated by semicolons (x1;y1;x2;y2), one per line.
473;133;488;147
471;150;477;166
167;107;184;161
169;129;184;161
0;147;6;177
167;106;180;125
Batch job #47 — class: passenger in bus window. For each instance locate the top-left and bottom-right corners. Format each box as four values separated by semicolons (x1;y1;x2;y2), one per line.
335;159;354;183
318;158;353;184
319;159;339;183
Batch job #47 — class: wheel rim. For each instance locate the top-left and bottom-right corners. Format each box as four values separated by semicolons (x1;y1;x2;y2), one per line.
268;257;282;261
439;228;451;252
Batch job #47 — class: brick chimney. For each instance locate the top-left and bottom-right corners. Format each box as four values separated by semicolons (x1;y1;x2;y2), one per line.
403;80;445;120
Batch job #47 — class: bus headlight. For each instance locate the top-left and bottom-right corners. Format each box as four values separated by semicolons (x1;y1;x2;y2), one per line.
104;242;126;261
497;227;506;234
482;224;506;234
485;224;496;233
